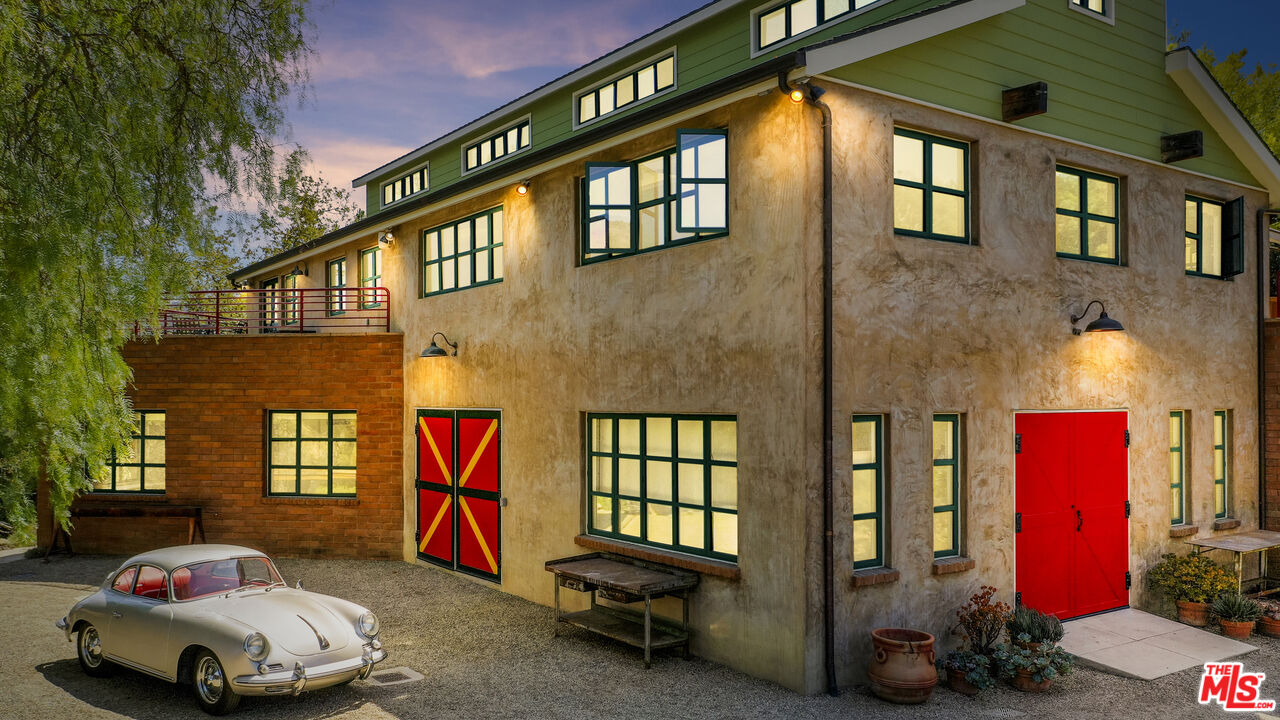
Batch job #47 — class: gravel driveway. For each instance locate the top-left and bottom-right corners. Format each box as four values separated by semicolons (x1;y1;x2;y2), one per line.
2;553;1275;719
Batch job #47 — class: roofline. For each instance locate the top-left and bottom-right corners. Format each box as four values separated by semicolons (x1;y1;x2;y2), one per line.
231;52;803;282
1166;47;1280;204
349;0;751;188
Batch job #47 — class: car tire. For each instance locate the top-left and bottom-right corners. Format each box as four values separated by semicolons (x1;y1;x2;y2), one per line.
76;623;112;677
192;650;241;715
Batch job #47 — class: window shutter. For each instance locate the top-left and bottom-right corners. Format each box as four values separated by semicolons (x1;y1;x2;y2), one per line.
676;129;729;233
1221;196;1246;278
583;163;635;254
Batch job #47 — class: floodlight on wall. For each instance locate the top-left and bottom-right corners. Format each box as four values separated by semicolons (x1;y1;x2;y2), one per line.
1070;300;1125;335
378;230;395;245
788;88;805;104
420;332;458;358
516;181;530;196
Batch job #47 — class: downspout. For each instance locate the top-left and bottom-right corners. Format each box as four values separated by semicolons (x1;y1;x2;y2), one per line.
1260;209;1279;530
781;72;837;697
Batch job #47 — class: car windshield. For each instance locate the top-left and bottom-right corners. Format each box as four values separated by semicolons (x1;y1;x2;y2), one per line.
171;556;284;601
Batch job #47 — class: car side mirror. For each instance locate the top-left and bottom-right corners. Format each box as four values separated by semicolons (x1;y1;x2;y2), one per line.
295;580;303;590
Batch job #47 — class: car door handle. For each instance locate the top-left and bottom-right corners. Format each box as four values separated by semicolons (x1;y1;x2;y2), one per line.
111;611;123;618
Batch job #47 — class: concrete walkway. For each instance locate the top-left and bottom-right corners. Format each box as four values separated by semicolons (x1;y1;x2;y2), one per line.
1061;608;1256;680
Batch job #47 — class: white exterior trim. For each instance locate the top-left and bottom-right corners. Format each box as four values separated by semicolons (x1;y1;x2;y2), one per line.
1166;48;1280;203
803;0;1024;75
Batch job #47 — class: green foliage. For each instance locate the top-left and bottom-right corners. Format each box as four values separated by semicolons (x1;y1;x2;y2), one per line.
993;636;1074;685
938;649;995;691
1212;593;1263;622
247;148;364;261
1006;606;1065;644
0;0;309;530
954;585;1013;655
1148;553;1237;603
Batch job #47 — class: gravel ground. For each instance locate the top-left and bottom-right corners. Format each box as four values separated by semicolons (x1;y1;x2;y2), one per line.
2;553;1277;719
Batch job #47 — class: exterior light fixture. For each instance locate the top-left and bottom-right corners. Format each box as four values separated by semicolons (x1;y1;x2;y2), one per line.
378;230;395;245
1070;300;1124;335
420;332;458;358
516;181;530;196
288;262;307;277
789;88;805;104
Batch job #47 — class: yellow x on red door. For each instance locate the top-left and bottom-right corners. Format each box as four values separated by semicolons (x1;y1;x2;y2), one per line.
416;409;501;582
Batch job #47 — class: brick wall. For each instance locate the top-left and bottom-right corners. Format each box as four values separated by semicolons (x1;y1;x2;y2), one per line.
64;333;404;559
1266;321;1280;530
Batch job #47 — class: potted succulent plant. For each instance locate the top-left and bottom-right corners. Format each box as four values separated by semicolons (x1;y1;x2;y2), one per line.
1257;599;1280;638
952;585;1012;656
993;635;1074;692
1213;594;1263;639
1148;553;1237;626
938;649;994;696
1005;606;1064;651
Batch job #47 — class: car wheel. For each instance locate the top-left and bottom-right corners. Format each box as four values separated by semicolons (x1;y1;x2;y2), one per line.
192;650;240;715
76;623;112;677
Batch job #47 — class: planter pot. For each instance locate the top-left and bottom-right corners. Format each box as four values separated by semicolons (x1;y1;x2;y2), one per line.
1176;600;1210;627
867;628;937;704
946;668;980;696
1220;619;1256;640
1012;668;1052;693
1258;616;1280;638
1012;640;1044;652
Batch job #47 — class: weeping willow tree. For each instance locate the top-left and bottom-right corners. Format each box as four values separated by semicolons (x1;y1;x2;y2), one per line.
0;1;311;539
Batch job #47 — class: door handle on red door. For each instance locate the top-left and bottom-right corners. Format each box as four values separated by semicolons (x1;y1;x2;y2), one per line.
1076;510;1083;532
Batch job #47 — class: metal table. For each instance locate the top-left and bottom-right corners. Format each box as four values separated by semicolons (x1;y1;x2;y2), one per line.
1186;529;1280;594
545;552;699;668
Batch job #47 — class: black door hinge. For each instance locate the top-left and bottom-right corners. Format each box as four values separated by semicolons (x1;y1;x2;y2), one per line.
1015;512;1022;533
414;531;420;541
1015;591;1023;607
1125;571;1132;590
1125;500;1131;519
1015;433;1022;454
1124;429;1130;448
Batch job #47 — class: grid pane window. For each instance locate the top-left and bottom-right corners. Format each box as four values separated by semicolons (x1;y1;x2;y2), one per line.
1071;0;1105;15
677;130;729;233
464;120;531;173
282;274;299;325
96;411;166;493
1056;166;1119;263
587;414;737;561
756;0;882;51
1185;195;1225;277
326;257;347;316
260;277;281;326
1214;410;1230;519
851;415;885;569
893;129;970;243
360;247;383;309
382;166;428;208
1170;411;1185;526
422;207;504;296
577;54;675;125
932;414;961;557
268;411;357;497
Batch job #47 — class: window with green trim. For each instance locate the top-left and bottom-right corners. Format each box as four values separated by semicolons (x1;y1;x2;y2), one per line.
1055;166;1119;263
381;165;428;207
282;273;299;325
852;415;885;569
360;247;382;309
1169;411;1185;526
96;411;166;493
581;130;728;264
422;207;504;296
1069;0;1108;18
754;0;884;52
893;129;970;243
1214;410;1230;519
576;53;675;126
587;414;738;561
464;120;530;173
260;276;281;326
932;414;961;558
268;411;356;497
1185;195;1224;277
326;257;347;316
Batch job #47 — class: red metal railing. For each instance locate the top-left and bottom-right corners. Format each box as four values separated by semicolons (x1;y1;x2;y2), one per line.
142;287;390;336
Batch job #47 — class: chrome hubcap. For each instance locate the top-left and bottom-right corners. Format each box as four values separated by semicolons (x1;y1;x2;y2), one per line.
79;627;102;667
196;656;224;704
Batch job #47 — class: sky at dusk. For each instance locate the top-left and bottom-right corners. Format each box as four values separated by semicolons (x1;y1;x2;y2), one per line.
286;0;1278;211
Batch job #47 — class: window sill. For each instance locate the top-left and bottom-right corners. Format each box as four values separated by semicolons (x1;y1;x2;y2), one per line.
932;556;975;576
573;534;740;580
79;493;166;502
852;567;900;588
263;496;359;505
1170;524;1199;538
1213;518;1242;531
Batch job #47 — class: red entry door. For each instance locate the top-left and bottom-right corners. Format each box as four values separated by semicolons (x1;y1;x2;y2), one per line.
1015;411;1128;620
416;410;501;582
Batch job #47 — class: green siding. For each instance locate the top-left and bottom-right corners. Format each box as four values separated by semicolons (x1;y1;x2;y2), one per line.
829;0;1257;186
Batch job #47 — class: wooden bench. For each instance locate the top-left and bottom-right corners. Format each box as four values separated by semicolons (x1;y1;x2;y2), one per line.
47;504;207;561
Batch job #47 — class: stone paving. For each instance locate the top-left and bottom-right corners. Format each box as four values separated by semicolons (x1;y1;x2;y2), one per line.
1060;608;1255;680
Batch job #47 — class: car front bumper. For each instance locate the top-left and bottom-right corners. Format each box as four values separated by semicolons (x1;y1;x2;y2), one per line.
230;644;387;696
56;616;71;641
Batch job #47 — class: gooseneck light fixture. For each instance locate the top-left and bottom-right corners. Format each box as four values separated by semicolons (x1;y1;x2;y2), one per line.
420;332;458;358
515;181;531;196
1070;300;1125;335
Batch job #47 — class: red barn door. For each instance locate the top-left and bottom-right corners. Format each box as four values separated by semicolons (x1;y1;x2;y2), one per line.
416;409;501;582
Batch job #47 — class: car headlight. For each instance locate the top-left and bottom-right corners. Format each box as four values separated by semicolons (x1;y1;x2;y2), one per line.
243;632;269;661
357;612;380;638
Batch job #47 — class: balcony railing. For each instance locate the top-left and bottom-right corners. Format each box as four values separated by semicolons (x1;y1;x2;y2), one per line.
143;287;390;336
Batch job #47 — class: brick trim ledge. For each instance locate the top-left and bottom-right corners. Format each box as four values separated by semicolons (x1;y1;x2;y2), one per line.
573;534;740;580
852;567;900;588
1169;524;1198;538
1212;517;1242;531
932;556;976;575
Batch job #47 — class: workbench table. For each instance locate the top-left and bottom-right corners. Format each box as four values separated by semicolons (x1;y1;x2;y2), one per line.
1186;529;1280;594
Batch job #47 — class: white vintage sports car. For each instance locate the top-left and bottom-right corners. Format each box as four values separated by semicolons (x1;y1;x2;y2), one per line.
56;544;387;714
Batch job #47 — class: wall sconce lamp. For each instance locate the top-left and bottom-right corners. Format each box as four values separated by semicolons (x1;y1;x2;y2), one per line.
420;332;458;358
515;181;531;196
378;230;395;245
288;261;307;277
788;87;805;104
1070;300;1125;335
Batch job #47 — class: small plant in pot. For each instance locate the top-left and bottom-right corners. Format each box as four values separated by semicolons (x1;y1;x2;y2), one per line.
1148;553;1237;626
1005;606;1064;650
938;650;994;696
1257;599;1280;638
953;585;1012;656
1212;594;1263;639
993;634;1074;692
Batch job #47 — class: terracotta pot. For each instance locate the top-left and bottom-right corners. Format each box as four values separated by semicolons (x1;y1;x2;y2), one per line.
1220;619;1255;640
1013;668;1052;693
946;667;980;696
1257;616;1280;638
867;628;937;704
1013;639;1044;652
1176;600;1210;627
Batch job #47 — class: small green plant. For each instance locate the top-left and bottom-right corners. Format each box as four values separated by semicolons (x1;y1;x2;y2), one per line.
938;649;995;691
993;634;1074;684
954;585;1013;655
1148;553;1236;603
1212;593;1263;622
1006;606;1064;644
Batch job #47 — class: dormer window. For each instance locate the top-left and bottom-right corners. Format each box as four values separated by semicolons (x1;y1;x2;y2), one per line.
753;0;887;54
381;164;428;207
463;118;531;174
575;51;676;127
1068;0;1114;23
